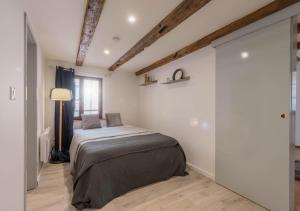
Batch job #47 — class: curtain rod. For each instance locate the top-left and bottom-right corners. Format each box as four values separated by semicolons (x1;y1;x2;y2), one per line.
56;66;74;71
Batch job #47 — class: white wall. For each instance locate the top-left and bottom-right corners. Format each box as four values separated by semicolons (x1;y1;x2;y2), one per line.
34;35;46;174
25;1;46;140
36;47;45;144
138;46;216;178
0;0;25;210
44;60;139;139
25;8;46;177
296;62;300;146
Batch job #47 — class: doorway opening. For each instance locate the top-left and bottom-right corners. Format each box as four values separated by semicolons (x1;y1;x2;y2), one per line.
25;14;38;191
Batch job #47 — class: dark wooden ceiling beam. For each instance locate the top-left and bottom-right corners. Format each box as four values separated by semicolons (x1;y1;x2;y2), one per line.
297;23;300;33
136;0;300;76
108;0;212;71
76;0;105;66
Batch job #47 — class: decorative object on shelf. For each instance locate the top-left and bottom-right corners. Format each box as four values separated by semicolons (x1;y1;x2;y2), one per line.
172;68;184;80
144;73;148;83
141;73;157;86
161;76;190;84
161;69;190;84
144;73;153;83
139;80;158;86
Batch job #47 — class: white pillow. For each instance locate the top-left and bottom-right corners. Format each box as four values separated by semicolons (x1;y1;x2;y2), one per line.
81;114;102;129
73;120;82;129
73;119;107;129
106;113;123;127
100;119;107;127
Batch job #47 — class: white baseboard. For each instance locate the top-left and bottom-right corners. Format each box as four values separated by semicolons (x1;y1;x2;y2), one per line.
37;173;40;185
37;162;44;185
187;162;215;181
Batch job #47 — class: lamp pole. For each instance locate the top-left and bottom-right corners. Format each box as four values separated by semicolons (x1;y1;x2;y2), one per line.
59;100;63;151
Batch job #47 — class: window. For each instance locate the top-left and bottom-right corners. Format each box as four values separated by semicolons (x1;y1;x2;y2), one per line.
74;76;103;119
292;71;296;111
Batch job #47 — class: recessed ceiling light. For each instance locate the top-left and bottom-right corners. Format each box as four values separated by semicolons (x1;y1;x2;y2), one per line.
128;15;136;23
104;49;110;55
241;51;249;59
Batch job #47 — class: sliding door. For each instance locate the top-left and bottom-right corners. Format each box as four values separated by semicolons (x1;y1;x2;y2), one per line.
216;19;294;211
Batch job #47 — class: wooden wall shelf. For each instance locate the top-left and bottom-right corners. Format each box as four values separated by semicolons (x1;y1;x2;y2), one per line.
139;80;158;86
161;76;190;84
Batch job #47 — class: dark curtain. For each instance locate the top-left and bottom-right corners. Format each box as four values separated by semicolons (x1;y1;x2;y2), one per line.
54;66;75;156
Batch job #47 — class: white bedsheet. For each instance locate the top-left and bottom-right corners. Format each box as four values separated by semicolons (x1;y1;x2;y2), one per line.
69;125;154;172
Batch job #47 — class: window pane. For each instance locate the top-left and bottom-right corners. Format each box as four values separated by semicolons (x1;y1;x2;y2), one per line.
73;77;102;118
292;71;296;111
83;110;98;115
83;79;99;115
74;100;80;117
74;78;80;117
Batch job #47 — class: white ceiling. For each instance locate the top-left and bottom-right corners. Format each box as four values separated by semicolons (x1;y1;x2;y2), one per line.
25;0;86;63
26;0;273;72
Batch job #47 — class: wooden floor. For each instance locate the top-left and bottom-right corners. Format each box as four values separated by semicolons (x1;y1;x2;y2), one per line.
27;164;267;211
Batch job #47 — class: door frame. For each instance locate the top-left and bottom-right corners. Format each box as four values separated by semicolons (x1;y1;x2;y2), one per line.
24;11;38;202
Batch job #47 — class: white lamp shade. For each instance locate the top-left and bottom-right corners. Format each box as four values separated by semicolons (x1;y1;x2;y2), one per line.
50;88;72;101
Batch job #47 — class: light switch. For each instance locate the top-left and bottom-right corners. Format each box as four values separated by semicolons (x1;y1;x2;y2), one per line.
9;86;16;100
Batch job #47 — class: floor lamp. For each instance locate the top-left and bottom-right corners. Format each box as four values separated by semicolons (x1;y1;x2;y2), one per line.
50;88;72;163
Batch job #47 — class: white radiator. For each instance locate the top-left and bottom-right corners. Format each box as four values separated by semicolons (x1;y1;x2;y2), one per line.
39;127;51;163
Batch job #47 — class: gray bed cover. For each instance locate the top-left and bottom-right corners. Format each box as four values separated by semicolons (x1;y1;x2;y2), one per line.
72;133;187;209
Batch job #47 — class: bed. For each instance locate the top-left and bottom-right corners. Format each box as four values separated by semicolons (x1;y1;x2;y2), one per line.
69;125;187;209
